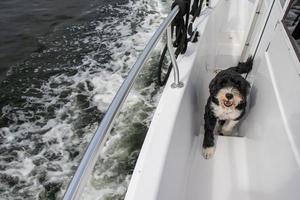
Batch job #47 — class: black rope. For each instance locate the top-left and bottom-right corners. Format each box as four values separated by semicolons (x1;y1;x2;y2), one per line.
157;0;190;86
188;0;204;42
157;0;207;86
171;0;190;55
191;0;204;17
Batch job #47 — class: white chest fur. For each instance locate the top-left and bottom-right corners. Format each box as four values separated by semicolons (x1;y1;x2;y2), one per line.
211;102;241;120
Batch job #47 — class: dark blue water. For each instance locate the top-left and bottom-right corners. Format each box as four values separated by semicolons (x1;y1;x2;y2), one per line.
0;0;113;81
0;0;167;199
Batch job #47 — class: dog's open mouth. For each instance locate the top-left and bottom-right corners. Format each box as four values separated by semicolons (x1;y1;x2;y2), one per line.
224;100;233;107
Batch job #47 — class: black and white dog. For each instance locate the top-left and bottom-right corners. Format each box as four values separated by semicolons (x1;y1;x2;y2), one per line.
202;57;253;159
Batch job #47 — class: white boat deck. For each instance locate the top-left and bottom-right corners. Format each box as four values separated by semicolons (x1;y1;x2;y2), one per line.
125;0;300;199
187;135;300;200
188;135;252;200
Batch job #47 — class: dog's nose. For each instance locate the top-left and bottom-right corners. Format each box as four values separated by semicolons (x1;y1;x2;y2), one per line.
225;93;233;100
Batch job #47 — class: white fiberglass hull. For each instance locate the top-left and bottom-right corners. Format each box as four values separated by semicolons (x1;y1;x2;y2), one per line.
125;0;300;199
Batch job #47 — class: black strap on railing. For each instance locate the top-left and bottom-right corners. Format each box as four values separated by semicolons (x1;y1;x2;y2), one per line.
158;0;190;86
171;0;190;55
188;0;204;42
158;0;207;86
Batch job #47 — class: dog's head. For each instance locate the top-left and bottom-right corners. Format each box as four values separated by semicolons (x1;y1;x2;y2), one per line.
209;72;250;109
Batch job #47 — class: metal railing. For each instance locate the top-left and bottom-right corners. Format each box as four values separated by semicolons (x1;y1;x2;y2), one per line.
63;5;183;200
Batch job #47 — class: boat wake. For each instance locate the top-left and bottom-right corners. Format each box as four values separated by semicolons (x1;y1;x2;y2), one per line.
0;0;168;199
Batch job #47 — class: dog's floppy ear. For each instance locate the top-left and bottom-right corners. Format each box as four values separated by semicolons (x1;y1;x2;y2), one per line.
242;80;251;95
209;77;218;95
233;77;251;96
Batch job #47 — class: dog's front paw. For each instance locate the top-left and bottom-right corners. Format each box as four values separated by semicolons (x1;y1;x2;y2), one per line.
202;147;215;159
221;130;232;136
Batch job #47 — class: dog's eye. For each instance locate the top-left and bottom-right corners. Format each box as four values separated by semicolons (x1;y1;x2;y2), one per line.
212;96;219;105
236;101;246;110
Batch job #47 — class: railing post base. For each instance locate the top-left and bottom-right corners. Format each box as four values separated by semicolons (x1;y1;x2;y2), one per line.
167;25;183;89
171;81;184;88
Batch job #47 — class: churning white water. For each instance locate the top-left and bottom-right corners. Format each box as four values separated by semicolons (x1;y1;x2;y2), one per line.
0;0;170;199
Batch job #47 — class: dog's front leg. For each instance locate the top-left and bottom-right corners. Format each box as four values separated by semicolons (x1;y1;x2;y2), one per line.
222;120;239;136
202;103;217;159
